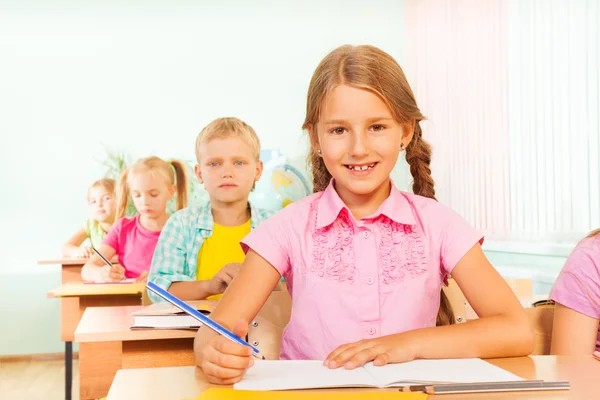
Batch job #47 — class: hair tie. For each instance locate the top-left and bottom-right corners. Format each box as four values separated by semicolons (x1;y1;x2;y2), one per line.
166;159;178;183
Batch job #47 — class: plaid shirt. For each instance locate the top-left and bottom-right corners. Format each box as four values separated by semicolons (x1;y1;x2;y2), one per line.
148;201;274;302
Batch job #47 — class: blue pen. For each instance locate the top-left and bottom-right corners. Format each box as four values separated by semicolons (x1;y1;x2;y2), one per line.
146;281;265;360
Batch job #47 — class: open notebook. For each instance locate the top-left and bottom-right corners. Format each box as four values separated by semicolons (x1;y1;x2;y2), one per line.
192;388;427;399
84;278;137;284
234;359;524;391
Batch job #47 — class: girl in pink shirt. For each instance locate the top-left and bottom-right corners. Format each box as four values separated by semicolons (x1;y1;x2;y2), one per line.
195;45;534;384
81;156;189;282
550;230;600;354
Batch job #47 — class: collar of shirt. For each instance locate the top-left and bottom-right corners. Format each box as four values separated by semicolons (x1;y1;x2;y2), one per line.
315;179;417;229
195;201;263;232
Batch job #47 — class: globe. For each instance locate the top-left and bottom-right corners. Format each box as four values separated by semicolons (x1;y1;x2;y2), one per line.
249;150;311;211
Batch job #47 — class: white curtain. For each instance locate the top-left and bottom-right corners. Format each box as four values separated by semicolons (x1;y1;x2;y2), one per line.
404;0;600;243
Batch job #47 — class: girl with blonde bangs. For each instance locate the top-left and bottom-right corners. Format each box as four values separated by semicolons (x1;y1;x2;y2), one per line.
62;178;116;258
82;156;189;282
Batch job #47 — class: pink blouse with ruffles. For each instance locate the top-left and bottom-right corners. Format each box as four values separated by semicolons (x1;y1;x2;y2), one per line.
242;180;483;360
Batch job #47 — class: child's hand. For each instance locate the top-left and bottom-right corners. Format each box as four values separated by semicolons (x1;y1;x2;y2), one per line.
323;334;418;370
198;319;254;384
100;264;126;282
73;246;93;258
208;263;242;295
136;271;149;282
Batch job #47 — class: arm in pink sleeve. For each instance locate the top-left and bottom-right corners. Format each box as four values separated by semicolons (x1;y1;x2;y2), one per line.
550;241;600;319
437;204;484;275
241;209;293;278
102;218;122;252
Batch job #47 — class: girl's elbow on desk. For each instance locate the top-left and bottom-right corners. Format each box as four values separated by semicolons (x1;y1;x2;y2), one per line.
504;303;536;356
506;317;535;357
479;310;536;357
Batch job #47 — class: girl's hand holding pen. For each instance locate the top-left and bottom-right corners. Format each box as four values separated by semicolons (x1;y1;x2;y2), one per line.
100;263;126;282
197;319;254;385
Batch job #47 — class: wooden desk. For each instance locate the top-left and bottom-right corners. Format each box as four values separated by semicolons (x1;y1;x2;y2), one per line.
39;258;91;339
40;257;88;400
74;292;291;400
48;282;147;341
41;258;123;340
75;305;195;400
47;279;146;400
106;355;599;400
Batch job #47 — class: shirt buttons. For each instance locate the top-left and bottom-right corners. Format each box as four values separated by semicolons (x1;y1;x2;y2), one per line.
362;231;370;238
366;277;374;285
368;327;376;335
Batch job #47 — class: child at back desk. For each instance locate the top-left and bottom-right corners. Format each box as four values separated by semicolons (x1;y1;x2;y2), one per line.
81;156;189;282
148;117;274;302
62;178;116;258
194;44;534;385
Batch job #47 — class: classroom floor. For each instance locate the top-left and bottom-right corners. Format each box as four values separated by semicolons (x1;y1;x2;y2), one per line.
0;358;79;400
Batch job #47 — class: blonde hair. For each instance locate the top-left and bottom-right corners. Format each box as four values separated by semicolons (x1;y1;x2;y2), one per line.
195;117;261;163
586;228;600;239
303;44;454;326
87;178;115;201
115;156;189;220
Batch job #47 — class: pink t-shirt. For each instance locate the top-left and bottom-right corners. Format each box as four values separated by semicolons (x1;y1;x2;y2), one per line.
102;215;162;279
242;181;483;360
549;234;600;351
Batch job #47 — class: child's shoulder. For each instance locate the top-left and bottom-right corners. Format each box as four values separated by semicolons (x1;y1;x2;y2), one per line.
396;190;467;229
577;234;600;251
398;191;452;215
169;204;211;225
568;234;600;267
84;218;98;230
249;204;276;221
279;192;322;216
115;215;138;228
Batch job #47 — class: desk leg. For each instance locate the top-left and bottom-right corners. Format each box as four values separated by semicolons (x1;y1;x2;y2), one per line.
65;341;72;400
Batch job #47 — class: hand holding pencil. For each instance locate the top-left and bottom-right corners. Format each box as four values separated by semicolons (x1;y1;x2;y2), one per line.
100;263;126;282
196;318;255;385
92;246;126;282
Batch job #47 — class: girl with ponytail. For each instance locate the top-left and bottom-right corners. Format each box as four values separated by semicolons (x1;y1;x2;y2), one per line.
82;156;188;282
194;45;533;384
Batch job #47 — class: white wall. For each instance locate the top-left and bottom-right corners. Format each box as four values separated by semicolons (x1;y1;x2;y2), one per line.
0;0;407;354
0;0;408;274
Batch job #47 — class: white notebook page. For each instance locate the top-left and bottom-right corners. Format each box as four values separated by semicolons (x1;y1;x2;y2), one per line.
234;359;524;391
363;358;524;387
234;360;379;391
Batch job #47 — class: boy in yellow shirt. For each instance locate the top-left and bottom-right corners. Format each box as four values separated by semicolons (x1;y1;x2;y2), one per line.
148;118;275;301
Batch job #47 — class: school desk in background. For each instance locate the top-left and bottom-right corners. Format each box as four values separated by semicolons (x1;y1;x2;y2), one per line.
40;256;126;400
75;291;291;400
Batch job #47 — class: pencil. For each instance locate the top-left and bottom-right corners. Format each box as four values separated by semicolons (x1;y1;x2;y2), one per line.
92;246;113;267
402;380;570;394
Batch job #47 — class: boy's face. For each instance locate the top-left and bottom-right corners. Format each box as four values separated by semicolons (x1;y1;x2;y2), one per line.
195;136;263;206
